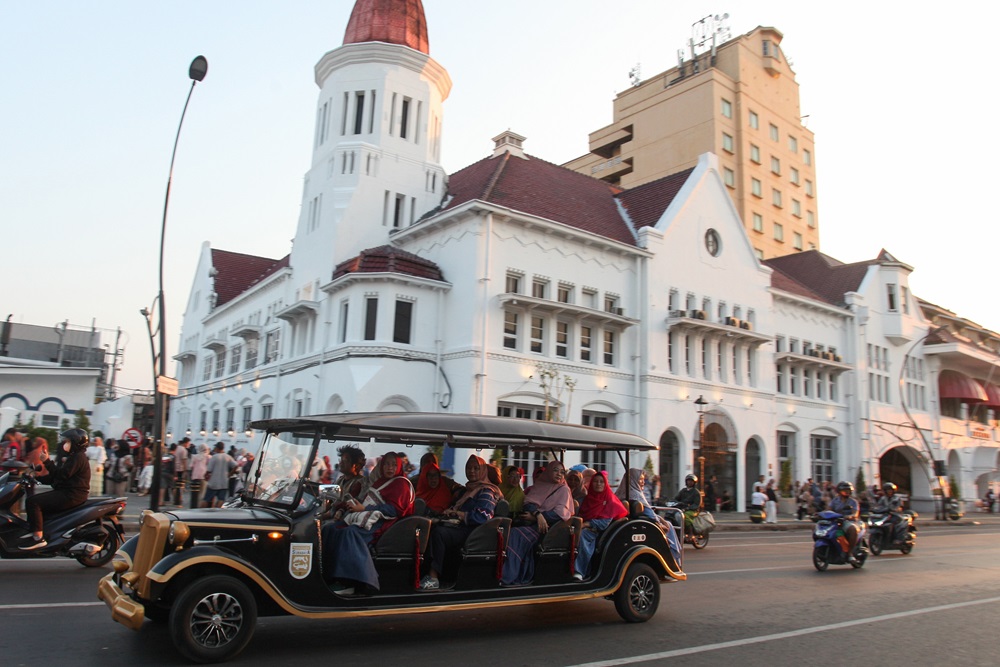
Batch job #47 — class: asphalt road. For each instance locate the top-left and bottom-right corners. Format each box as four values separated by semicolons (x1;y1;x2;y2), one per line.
2;522;999;666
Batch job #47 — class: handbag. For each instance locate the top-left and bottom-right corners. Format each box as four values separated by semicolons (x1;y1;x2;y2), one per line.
692;511;716;533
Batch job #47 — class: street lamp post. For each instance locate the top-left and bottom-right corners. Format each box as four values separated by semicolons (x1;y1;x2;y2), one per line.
147;56;208;512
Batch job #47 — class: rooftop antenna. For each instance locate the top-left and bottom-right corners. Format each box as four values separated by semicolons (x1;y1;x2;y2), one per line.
628;64;642;88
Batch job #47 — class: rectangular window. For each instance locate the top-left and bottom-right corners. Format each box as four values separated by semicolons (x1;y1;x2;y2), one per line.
229;344;242;374
776;364;784;393
803;368;812;397
702;338;710;379
790;366;799;394
503;311;519;349
774;222;784;242
724;167;735;187
261;404;273;421
790;167;800;185
769;123;779;141
811;436;834;483
792;199;801;217
793;232;803;250
722;132;734;153
582;288;598;308
886;284;898;312
364;297;378;340
901;286;910;314
805;180;814;196
721;98;732;118
225;407;235;432
778;432;792;460
603;330;615;365
242;406;253;431
530;316;545;354
803;148;812;166
750;144;760;163
353;91;365;135
749;110;759;129
200;411;207;433
580;326;592;362
532;279;547;299
753;212;763;232
556;321;569;358
265;330;281;363
772;189;782;207
393;299;413;344
244;338;258;370
203;356;212;382
506;273;521;294
393;194;405;228
770;156;781;174
751;178;762;197
400;97;411;139
557;284;572;303
339;301;349;343
214;350;226;378
807;210;816;228
788;135;798;152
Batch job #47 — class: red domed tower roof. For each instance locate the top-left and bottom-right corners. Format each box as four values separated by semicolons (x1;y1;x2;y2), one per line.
343;0;429;54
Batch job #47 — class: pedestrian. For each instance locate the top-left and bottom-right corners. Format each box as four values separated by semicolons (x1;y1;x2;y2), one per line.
797;484;813;519
1;428;25;461
765;479;778;523
137;440;154;495
188;444;210;509
203;442;236;508
86;436;107;496
172;437;190;506
106;441;133;496
704;475;717;512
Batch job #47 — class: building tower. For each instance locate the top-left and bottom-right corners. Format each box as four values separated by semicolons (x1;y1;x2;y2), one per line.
565;25;818;260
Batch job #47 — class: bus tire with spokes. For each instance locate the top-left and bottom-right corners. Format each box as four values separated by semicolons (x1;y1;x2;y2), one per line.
614;562;660;623
169;574;257;663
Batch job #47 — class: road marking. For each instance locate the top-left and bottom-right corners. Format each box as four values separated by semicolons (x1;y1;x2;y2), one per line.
0;602;104;611
565;595;1000;667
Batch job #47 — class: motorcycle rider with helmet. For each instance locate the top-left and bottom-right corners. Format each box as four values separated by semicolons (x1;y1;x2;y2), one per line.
829;480;861;564
874;481;906;543
673;474;704;533
19;428;91;550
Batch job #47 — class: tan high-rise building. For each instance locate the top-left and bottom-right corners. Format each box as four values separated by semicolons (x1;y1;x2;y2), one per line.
565;26;818;259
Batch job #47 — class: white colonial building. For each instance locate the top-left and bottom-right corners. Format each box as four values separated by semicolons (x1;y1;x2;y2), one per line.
167;0;1000;513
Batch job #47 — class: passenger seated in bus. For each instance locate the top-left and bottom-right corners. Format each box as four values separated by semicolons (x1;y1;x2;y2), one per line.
499;466;525;515
574;470;628;580
322;452;415;595
334;445;369;501
419;455;501;590
416;463;452;517
566;469;586;512
501;461;574;586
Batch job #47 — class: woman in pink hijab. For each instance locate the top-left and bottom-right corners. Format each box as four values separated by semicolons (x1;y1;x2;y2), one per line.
501;460;574;586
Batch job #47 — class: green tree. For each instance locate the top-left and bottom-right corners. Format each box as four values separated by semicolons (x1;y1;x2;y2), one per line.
855;467;867;495
779;459;793;497
72;409;91;433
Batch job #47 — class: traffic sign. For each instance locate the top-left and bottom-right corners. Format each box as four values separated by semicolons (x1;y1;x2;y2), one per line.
123;427;143;448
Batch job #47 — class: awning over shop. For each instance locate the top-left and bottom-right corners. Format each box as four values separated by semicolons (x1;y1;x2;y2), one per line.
978;380;1000;409
939;370;987;402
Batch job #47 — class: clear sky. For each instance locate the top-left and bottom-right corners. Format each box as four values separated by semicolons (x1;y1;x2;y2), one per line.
3;1;996;394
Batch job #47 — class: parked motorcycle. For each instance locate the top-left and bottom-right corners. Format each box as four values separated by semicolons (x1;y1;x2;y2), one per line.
811;510;867;571
0;462;126;566
748;505;766;524
662;501;710;549
867;510;916;555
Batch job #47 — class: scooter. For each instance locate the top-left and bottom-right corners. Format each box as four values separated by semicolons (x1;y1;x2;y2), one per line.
0;462;127;567
662;501;710;549
867;510;916;556
811;510;868;571
748;505;766;524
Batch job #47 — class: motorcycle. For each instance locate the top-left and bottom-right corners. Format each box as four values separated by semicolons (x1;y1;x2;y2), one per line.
0;461;127;567
748;505;766;524
661;501;710;549
811;510;867;571
867;510;916;556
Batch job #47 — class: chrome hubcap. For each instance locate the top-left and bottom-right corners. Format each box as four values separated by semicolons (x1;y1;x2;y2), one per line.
629;574;654;612
190;593;243;648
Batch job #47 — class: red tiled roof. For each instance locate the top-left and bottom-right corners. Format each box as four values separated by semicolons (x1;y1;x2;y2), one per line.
767;264;828;303
210;249;289;307
443;153;689;246
332;244;444;281
616;168;694;229
343;0;429;54
764;250;875;307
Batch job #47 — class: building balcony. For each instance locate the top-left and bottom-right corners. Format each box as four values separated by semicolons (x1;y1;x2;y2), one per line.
498;294;637;329
230;323;262;340
666;311;772;346
201;336;227;352
275;299;319;322
774;350;851;373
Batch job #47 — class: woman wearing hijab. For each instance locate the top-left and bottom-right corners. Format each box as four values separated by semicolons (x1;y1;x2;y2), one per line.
501;460;574;586
565;469;587;512
416;463;452;516
617;468;683;561
574;470;628;580
499;465;525;514
322;452;415;595
419;455;500;590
